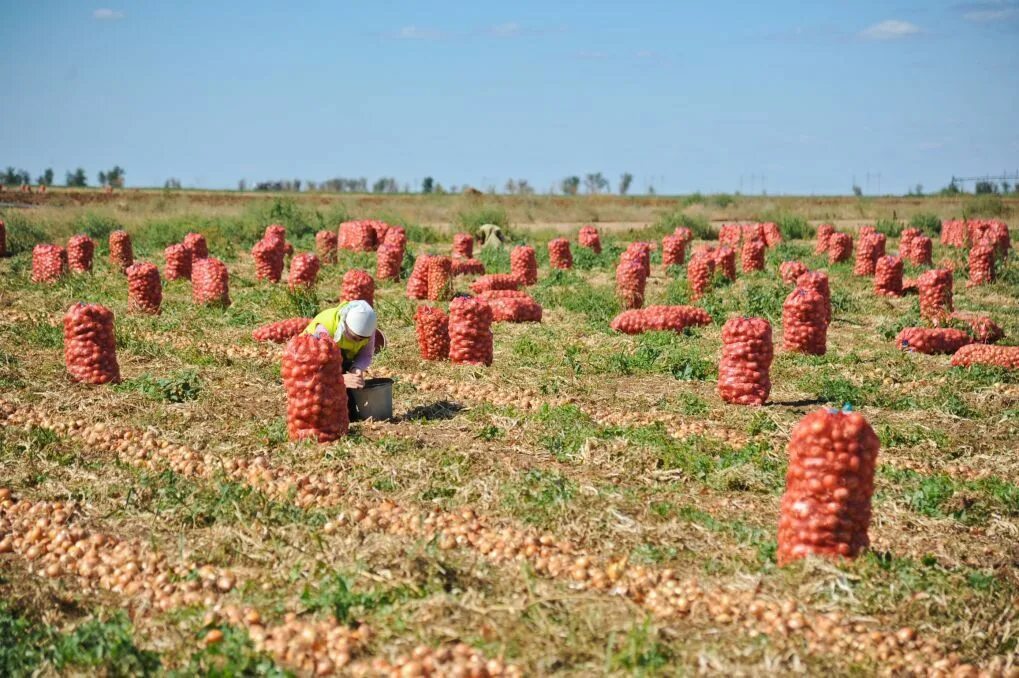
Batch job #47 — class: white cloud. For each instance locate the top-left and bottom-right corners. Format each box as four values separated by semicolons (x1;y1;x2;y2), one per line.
859;19;922;40
395;25;444;40
93;8;124;20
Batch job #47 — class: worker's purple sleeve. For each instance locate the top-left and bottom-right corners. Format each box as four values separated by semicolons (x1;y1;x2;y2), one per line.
351;334;374;372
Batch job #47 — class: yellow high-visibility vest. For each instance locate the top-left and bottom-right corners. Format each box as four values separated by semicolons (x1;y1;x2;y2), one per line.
304;302;370;362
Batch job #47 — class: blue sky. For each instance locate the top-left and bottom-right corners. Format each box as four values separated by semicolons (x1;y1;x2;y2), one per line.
2;1;1018;195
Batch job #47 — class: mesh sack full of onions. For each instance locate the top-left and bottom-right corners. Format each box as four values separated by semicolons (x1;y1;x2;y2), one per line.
940;219;967;247
183;232;208;261
899;227;920;255
662;234;686;267
967;241;995;287
827;232;853;263
31;244;67;283
741;238;765;273
719;223;741;247
714;246;736;280
263;224;286;246
368;219;390;244
687;250;715;301
610;305;712;335
951;343;1019;370
64;302;121;384
287;253;320;290
579;225;601;253
192;257;231;307
918;268;953;320
815;224;835;253
796;270;831;325
779;261;808;285
947;312;1003;344
108;230;134;271
427;256;453;301
486;295;543;323
859;225;876;239
718;316;773;406
383;225;407;249
905;235;932;266
251;237;285;282
406;254;432;299
451;257;484;276
673;226;693;247
777;408;879;566
253;317;312;343
448;297;493;366
511;245;537;285
342;268;375;305
470;273;521;295
624;242;652;278
874;255;903;297
615;258;647;310
338;221;377;251
895;327;971;355
742;222;766;243
66;234;94;273
762;221;782;247
315;230;338;264
853;232;886;276
376;242;405;281
452;233;474;259
414;305;450;360
782;287;827;355
164;243;192;281
126;262;162;315
282;333;348;442
548;238;573;269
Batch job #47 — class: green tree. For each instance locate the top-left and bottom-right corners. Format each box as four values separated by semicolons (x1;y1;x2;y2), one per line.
975;181;997;195
36;168;54;186
584;172;609;194
619;172;633;195
561;176;580;195
101;166;126;188
65;168;88;187
422;177;434;194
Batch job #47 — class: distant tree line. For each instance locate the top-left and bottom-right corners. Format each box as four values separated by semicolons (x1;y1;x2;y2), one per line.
2;165;125;188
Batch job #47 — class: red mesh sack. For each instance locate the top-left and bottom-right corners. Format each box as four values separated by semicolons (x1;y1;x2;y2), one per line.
315;230;338;264
427;256;453;301
126;262;162;315
777;408;879;566
338;221;377;251
610;305;712;334
406;254;431;299
368;220;390;245
342;268;375;305
782;287;827;355
625;242;652;279
987;220;1010;256
0;219;5;257
859;225;876;239
714;246;737;280
796;271;831;325
164;243;192;281
264;224;286;246
548;238;573;269
874;255;903;297
918;269;953;320
687;251;715;301
511;245;538;285
183;233;208;262
109;230;133;271
579;225;601;253
451;257;484;276
486;295;543;323
478;289;529;300
718;316;773;405
967;241;995;287
281;333;348;442
66;235;94;273
853;232;885;276
449;297;493;366
741;238;765;273
949;312;1003;344
815;223;835;253
470;273;521;295
780;261;808;285
253;317;312;343
415;305;450;360
288;253;320;290
453;233;474;259
895;327;971;355
673;226;693;247
31;244;67;283
376;243;405;280
63;302;121;384
251;238;285;283
827;232;853;263
662;234;686;267
899;228;920;255
192;257;231;307
742;223;766;244
616;258;647;310
762;221;782;247
719;223;741;247
906;235;933;266
951;344;1019;370
902;277;918;293
383;225;407;249
941;220;967;247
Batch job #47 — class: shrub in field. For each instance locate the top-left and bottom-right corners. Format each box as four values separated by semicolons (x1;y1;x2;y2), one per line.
108;230;133;271
282;333;348;441
896;327;971;355
782;288;827;355
414;305;450;360
342;268;375;305
777;408;879;565
779;261;808;285
616;258;647;310
548;238;573;269
183;232;208;261
451;257;484;276
288;253;320;290
662;234;686;267
767;214;810;240
654;210;714;240
687;250;714;301
610;305;711;334
874;218;903;237
126;262;162;315
31;244;66;283
741;238;765;273
718;316;773;405
164;243;192;281
874;255;903;296
192;258;231;307
66;235;94;273
453;232;474;259
579;225;601;253
252;317;311;343
64;302;120;384
815;223;834;253
967;241;995;287
406;254;431;299
951;344;1019;369
470;273;521;294
918;269;952;319
315;230;338;263
853;232;886;276
449;297;493;365
427;256;453;301
909;212;942;237
827;232;852;263
456;205;508;231
251;238;284;283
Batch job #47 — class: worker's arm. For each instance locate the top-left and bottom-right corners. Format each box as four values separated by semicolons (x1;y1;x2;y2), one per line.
349;334;375;373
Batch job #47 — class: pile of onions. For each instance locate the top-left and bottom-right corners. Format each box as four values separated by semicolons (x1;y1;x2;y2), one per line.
287;253;320;290
453;233;474;259
895;327;971;355
548;238;573;269
918;269;953;320
853;232;886;276
615;258;647;310
967;240;995;287
827;232;853;263
797;271;832;326
427;256;453;301
718;316;773;405
782;287;827;355
183;232;208;262
741;238;765;273
414;305;450;360
815;223;835;253
108;230;133;271
451;257;485;276
126;262;162;315
662;234;686;267
64;302;121;384
777;408;879;565
164;243;192;281
511;245;538;285
282;334;348;441
579;225;601;253
610;305;712;334
342;268;375;306
406;255;432;299
874;255;903;296
448;297;493;366
687;250;715;301
192;258;231;307
315;230;338;264
31;244;67;283
779;261;808;285
66;234;94;273
951;343;1019;370
251;238;285;283
253;317;312;343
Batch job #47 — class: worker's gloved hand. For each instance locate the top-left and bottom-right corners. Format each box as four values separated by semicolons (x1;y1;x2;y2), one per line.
343;372;365;389
313;326;331;340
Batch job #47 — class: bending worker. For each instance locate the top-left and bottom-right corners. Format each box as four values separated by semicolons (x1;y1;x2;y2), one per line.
304;300;382;391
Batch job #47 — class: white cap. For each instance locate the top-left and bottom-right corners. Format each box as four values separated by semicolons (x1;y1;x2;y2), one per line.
343;300;377;338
